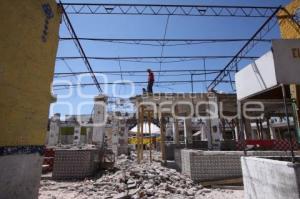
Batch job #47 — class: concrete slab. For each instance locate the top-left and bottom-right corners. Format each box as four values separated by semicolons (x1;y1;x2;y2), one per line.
241;156;300;199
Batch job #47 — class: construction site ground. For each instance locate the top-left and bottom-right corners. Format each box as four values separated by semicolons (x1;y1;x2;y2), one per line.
39;151;243;199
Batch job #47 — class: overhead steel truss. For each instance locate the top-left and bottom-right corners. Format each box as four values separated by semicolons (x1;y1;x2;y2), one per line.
57;55;259;62
52;79;235;88
207;6;282;90
56;2;297;92
54;69;237;75
60;1;102;93
61;3;279;17
59;37;272;47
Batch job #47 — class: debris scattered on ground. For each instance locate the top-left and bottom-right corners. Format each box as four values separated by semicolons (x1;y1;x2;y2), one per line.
39;152;243;199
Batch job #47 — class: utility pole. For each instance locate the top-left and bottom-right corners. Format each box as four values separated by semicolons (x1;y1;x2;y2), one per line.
190;73;194;93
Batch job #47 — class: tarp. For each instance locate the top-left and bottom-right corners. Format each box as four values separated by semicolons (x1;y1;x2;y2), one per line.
130;122;160;134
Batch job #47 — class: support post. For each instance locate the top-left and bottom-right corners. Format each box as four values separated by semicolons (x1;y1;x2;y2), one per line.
244;119;252;140
92;95;107;148
281;84;295;163
140;106;144;161
270;126;276;140
290;84;300;143
137;107;141;164
73;125;81;145
160;114;166;165
172;118;180;145
48;114;60;146
147;110;152;163
190;74;194;93
183;118;192;148
173;106;180;145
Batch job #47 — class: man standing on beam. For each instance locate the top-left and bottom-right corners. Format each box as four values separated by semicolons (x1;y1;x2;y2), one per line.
147;69;155;93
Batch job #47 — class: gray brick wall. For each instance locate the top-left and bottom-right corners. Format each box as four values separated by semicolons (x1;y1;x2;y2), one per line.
52;149;99;180
178;149;293;182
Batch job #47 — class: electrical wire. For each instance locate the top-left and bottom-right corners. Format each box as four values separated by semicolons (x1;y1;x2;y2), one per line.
158;15;171;82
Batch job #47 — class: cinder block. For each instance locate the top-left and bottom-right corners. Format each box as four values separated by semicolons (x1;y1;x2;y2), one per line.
179;149;293;182
52;149;99;180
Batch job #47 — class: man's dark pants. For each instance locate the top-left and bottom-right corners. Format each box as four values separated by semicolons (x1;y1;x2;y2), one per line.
147;81;153;93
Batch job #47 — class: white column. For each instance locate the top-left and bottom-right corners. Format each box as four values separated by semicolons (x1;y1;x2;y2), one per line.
111;118;119;155
184;118;192;147
92;95;107;147
73;125;81;145
244;119;252;140
270;126;276;140
208;93;222;150
48;113;60;146
234;126;239;141
86;127;93;144
171;118;180;144
210;120;222;150
117;118;129;155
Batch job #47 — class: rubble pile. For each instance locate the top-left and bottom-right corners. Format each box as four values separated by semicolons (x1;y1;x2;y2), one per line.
103;154;204;198
39;152;243;199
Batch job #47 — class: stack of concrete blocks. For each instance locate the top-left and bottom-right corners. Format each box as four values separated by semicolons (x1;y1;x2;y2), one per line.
206;93;223;150
179;149;294;182
52;149;99;180
117;118;129;155
111;117;129;156
73;125;81;145
92;95;107;147
111;120;119;155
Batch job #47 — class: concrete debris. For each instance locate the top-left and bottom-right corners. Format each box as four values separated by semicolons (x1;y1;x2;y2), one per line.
39;152;243;199
48;144;97;150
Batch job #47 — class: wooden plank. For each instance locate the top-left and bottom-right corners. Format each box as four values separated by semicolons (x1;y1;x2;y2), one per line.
211;185;244;190
201;177;243;187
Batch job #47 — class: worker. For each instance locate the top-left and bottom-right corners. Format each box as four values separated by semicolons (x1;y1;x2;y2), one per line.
147;69;154;93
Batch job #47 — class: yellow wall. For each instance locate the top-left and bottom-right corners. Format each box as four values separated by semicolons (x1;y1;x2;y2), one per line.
0;0;61;146
277;0;300;142
277;0;300;39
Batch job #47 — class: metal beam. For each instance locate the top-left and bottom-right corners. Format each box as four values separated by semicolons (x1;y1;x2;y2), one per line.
54;69;237;75
208;6;282;90
61;3;279;17
60;37;272;47
52;79;235;88
57;55;259;60
60;38;272;42
60;2;102;92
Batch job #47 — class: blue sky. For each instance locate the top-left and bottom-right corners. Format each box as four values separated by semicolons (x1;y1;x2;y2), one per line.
50;0;291;118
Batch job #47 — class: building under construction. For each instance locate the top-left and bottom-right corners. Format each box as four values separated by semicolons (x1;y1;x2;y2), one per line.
1;0;300;199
